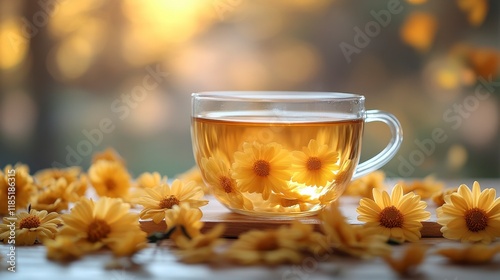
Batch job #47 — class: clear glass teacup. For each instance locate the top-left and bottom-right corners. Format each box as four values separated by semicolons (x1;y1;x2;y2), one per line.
191;91;403;217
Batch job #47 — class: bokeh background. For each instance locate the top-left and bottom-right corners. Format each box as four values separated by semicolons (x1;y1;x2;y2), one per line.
0;0;498;179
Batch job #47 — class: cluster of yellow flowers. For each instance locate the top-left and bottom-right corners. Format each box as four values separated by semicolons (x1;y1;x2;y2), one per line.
1;147;500;273
197;139;353;214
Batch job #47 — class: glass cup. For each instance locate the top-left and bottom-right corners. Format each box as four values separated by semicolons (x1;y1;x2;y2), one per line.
191;91;403;217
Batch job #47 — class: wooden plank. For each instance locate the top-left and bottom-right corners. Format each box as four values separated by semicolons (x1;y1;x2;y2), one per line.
139;196;443;237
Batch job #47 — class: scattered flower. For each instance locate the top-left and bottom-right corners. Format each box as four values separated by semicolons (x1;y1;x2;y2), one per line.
225;228;303;265
432;187;459;207
399;175;444;199
45;236;97;262
436;181;500;244
177;165;210;195
58;197;146;257
383;244;427;276
357;184;431;242
92;147;126;165
290;139;339;187
232;141;292;200
135;171;168;189
343;170;386;198
174;224;226;264
435;243;500;264
268;193;318;212
0;163;37;215
0;209;61;245
136;179;208;223
31;178;81;212
88;160;131;199
164;203;204;241
201;157;253;210
34;166;87;196
319;204;391;258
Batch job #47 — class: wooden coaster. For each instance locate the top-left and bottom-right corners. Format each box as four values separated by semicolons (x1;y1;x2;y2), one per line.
139;196;442;238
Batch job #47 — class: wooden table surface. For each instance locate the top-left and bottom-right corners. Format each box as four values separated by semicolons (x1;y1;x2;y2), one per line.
1;179;500;280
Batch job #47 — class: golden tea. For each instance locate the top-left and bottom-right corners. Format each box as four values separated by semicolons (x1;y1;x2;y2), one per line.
191;112;364;217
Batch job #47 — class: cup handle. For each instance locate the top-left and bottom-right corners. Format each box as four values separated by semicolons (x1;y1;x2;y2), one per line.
351;110;403;180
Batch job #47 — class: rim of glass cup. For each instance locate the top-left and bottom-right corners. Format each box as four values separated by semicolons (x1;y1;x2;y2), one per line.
191;91;365;102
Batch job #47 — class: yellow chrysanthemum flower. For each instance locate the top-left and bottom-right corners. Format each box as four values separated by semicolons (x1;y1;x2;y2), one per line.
319;204;391;258
232;142;292;200
344;170;386;198
290;139;339;187
34;166;87;196
177;165;210;195
432;187;459;206
0;209;61;245
174;224;226;264
92;147;126;165
436;181;500;244
136;179;208;223
357;184;431;242
276;221;329;256
135;171;168;189
398;175;444;199
319;160;355;205
435;244;500;264
383;244;427;276
225;227;306;265
164;203;204;241
59;197;146;257
0;163;36;215
31;178;72;213
88;160;131;199
201;157;253;210
268;193;319;212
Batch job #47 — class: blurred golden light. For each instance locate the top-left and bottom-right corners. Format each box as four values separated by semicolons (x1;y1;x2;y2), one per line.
460;99;499;147
457;0;488;27
0;19;28;70
228;54;269;89
405;0;427;4
53;35;95;80
0;91;37;139
269;40;320;86
49;0;105;37
422;57;464;102
125;92;172;136
447;144;468;171
121;0;214;66
400;12;437;53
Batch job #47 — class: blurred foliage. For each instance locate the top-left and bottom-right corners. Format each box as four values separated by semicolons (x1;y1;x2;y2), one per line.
0;0;498;178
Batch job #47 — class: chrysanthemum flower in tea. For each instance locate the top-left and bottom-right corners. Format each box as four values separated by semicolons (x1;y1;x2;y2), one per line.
201;157;253;210
290;139;339;187
232;142;292;200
